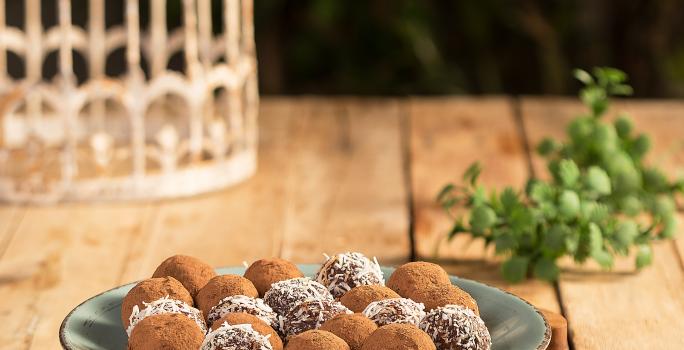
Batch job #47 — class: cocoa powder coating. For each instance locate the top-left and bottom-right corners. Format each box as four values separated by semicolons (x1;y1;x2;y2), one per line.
340;285;400;313
152;255;217;298
196;274;259;318
244;258;304;297
386;262;451;298
211;312;283;350
410;283;479;315
361;324;436;350
320;313;377;350
121;277;193;328
128;313;204;350
285;330;350;350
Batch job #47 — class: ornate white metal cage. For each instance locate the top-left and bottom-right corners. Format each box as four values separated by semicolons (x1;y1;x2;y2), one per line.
0;0;258;203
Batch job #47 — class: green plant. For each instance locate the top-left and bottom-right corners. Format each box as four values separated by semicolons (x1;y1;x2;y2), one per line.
437;67;684;282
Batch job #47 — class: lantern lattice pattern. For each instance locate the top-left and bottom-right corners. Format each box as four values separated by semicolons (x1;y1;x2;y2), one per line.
0;0;258;203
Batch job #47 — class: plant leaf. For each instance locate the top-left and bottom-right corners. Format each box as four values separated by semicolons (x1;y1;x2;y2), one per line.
533;257;560;281
463;162;482;187
636;245;653;269
502;256;529;283
585;166;612;195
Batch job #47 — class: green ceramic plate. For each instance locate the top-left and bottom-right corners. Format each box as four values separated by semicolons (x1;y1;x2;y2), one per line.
60;265;550;350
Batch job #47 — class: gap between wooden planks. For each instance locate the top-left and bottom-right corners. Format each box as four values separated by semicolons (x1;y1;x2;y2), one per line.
521;97;684;349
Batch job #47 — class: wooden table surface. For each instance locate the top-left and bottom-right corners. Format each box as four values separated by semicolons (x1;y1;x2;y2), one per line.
0;97;683;349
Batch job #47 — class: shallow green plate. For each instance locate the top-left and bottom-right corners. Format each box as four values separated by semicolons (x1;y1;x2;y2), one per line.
60;265;550;350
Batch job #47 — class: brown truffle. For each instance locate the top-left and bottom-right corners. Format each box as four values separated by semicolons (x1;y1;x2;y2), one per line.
203;322;273;350
121;277;193;328
419;305;491;350
282;299;352;337
387;262;450;298
128;313;204;350
263;278;333;316
285;330;350;350
315;252;385;299
196;274;258;318
245;258;304;296
152;255;216;298
410;283;480;315
211;312;283;350
361;324;436;350
320;313;377;350
340;285;400;313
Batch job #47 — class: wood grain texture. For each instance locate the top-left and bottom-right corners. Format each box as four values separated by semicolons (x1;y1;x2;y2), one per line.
521;97;684;349
409;97;560;313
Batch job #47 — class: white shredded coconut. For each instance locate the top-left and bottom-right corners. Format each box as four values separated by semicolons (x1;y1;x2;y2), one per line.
201;322;273;350
207;295;278;327
126;296;207;336
316;252;385;299
363;297;426;327
419;304;491;350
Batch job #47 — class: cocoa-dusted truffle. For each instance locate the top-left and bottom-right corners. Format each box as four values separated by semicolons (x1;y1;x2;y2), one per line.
128;313;205;350
196;274;258;318
410;283;479;315
211;312;283;350
362;298;425;327
263;278;333;316
419;304;491;350
285;330;350;350
282;299;352;337
207;294;278;327
245;258;304;296
320;313;377;350
316;252;385;299
386;261;450;298
126;296;207;336
201;322;273;350
361;324;436;350
152;255;217;298
340;285;400;313
121;277;193;328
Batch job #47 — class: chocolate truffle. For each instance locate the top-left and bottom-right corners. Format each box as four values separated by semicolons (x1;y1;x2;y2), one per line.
201;322;273;350
410;284;479;315
245;258;304;296
152;255;217;298
196;274;259;318
211;312;283;350
263;278;333;316
121;277;193;328
419;305;491;350
362;298;426;327
285;330;350;350
207;294;278;327
361;324;436;350
340;285;400;313
316;252;385;299
386;262;450;298
126;296;207;336
128;313;205;350
320;313;377;350
282;299;352;337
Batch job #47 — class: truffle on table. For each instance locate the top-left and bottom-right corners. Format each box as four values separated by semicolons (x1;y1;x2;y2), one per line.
126;296;207;336
128;313;205;350
152;255;217;298
362;298;426;327
410;284;479;315
315;252;385;299
211;312;283;350
263;278;333;316
419;304;491;350
201;322;273;350
121;277;193;328
285;330;350;350
320;313;377;350
206;294;278;327
361;324;436;350
196;274;259;318
340;285;400;313
386;261;450;298
282;299;352;338
244;258;304;296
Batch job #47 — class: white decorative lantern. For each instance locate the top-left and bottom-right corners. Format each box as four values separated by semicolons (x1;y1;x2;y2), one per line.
0;0;258;203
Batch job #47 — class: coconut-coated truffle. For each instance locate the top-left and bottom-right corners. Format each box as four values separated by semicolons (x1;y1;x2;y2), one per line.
128;313;205;350
410;283;479;315
245;258;304;296
419;305;491;350
340;285;400;313
207;294;278;327
201;322;273;350
126;296;207;336
316;252;385;299
196;274;258;318
320;313;377;350
211;312;283;350
263;278;333;316
361;324;436;350
282;299;352;337
152;255;217;298
362;298;426;327
387;262;450;298
285;330;350;350
121;277;193;328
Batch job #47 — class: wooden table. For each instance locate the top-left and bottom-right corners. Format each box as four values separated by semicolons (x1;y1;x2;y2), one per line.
0;97;682;349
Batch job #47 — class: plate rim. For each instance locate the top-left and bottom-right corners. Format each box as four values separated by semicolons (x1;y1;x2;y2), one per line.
60;264;551;350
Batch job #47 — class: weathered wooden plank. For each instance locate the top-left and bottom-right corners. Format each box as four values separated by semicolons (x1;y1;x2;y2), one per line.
409;97;560;313
521;97;684;349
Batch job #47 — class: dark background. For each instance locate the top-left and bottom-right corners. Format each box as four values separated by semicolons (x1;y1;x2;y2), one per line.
6;0;684;97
